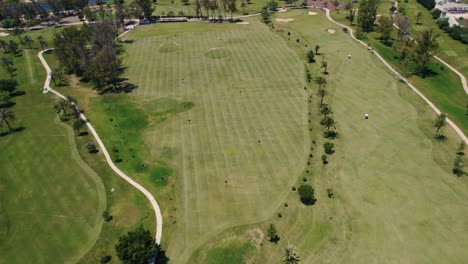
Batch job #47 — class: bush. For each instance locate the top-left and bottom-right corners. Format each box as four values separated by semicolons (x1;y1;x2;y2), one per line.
26;19;40;27
321;154;328;164
343;27;348;33
323;142;335;154
355;28;364;40
100;255;112;263
1;19;20;28
102;210;113;222
86;142;98;153
298;184;316;205
431;9;442;19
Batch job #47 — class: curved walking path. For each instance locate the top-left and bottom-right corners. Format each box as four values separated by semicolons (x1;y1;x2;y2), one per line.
388;0;468;94
323;8;468;144
37;49;163;244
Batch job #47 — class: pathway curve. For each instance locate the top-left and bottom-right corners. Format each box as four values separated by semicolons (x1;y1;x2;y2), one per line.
389;0;468;94
37;49;163;244
323;8;468;144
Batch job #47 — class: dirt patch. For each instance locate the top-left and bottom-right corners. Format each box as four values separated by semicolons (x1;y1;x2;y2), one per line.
246;227;264;249
275;18;294;22
278;8;287;12
327;28;336;34
0;32;9;37
236;22;250;25
308;11;318;15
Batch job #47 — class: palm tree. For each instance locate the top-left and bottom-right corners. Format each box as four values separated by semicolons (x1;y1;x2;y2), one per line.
1;56;14;77
0;40;7;51
320;115;336;131
433;112;447;134
22;35;33;49
0;108;15;131
283;243;300;264
12;27;23;43
321;60;328;74
314;76;327;89
37;35;47;51
241;0;246;15
316;88;328;107
416;11;422;25
320;104;333;116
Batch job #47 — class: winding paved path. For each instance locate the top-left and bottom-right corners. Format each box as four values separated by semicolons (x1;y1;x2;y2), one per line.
37;49;163;244
324;8;468;144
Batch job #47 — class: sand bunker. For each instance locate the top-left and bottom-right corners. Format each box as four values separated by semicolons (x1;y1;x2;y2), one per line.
0;32;9;37
278;8;287;12
308;11;318;15
236;22;250;25
275;18;294;22
327;28;336;34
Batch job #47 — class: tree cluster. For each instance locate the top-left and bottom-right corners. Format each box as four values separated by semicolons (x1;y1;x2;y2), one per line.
115;226;169;264
357;0;380;32
53;11;124;92
437;18;468;45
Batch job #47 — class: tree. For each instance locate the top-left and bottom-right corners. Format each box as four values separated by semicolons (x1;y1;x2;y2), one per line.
37;35;47;51
0;40;7;51
433;112;447;134
85;45;122;91
358;0;380;32
321;60;328;74
0;79;18;94
115;0;126;29
12;27;23;43
316;88;327;107
283;244;300;263
344;1;352;11
261;6;270;24
416;11;422;24
115;226;158;264
457;141;466;156
227;0;237;19
22;35;34;49
182;0;189;4
241;0;246;14
73;119;85;134
7;40;19;54
320;115;336;131
86;142;97;153
323;142;335;154
195;0;203;16
53;104;63;120
396;16;409;41
314;76;327;89
320;104;333;116
314;44;320;54
412;29;439;75
1;57;14;77
377;15;393;41
0;108;15;131
135;0;154;20
297;184;315;205
306;50;315;63
267;224;280;243
348;8;356;25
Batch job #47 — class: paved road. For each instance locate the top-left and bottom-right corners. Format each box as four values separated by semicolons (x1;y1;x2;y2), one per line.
37;49;163;245
324;8;468;145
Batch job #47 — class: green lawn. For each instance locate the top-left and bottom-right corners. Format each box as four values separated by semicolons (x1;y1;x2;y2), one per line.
330;6;468;135
401;0;468;78
0;40;105;262
192;9;468;263
153;0;271;16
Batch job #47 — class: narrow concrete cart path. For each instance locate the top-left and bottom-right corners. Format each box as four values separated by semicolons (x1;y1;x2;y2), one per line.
324;8;468;145
38;49;163;245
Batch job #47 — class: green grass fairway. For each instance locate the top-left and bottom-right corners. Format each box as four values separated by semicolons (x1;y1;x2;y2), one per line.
251;9;468;263
0;46;106;262
115;19;308;263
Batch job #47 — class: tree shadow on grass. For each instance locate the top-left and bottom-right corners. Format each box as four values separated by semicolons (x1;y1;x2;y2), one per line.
97;79;138;95
0;126;24;137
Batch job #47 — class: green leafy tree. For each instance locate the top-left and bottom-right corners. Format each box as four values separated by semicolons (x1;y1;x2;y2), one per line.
297;184;315;205
314;44;320;54
37;35;48;51
377;15;393;41
267;224;280;243
348;8;356;25
1;57;14;77
261;6;270;24
22;35;34;49
0;108;15;131
412;29;439;75
433;112;447;134
283;243;301;263
358;0;380;32
115;226;169;264
135;0;154;19
0;40;7;51
12;27;23;43
0;79;18;94
306;50;315;63
7;40;19;54
73;119;85;134
241;0;246;14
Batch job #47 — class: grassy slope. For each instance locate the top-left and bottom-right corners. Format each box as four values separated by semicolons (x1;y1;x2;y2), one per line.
113;18;309;263
153;0;270;16
330;5;468;134
402;0;468;78
0;36;105;263
40;51;156;264
193;9;468;264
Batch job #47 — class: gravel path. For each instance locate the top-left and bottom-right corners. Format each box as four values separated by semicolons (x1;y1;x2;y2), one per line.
37;49;163;245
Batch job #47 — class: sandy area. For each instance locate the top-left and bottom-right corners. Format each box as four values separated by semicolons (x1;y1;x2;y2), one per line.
278;8;287;12
327;28;336;34
0;32;9;37
275;18;294;22
308;11;318;15
236;22;250;25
